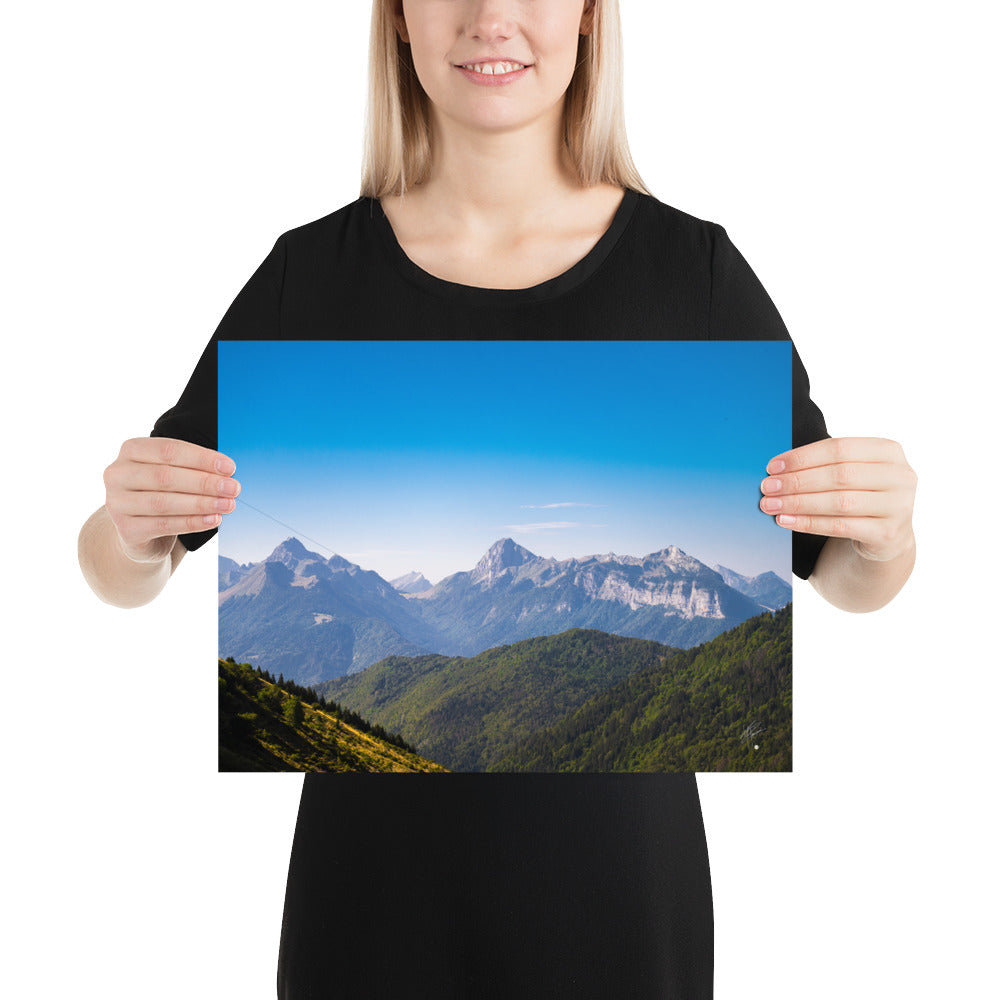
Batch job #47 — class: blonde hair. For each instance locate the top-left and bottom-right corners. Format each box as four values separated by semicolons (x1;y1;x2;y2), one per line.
359;0;651;199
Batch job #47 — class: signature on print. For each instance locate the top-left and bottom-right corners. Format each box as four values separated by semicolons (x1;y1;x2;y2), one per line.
740;720;766;750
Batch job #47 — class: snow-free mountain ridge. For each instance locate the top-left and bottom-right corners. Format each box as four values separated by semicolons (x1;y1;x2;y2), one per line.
219;537;789;685
712;563;792;611
390;570;433;595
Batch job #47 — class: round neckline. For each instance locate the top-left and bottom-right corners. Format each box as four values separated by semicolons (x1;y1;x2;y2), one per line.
368;187;639;306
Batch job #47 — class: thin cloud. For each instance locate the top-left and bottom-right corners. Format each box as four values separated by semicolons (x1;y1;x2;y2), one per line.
520;502;605;509
503;521;608;533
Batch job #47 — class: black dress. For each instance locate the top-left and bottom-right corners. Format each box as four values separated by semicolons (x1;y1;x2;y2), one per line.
152;188;829;998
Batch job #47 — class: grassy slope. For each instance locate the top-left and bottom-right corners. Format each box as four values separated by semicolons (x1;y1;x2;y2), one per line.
218;659;448;773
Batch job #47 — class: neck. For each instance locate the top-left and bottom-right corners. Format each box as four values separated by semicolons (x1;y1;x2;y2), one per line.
412;104;584;235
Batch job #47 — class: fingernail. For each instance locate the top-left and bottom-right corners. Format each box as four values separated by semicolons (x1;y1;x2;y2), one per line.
761;497;782;512
203;514;221;526
761;478;782;493
777;514;796;526
767;459;785;475
216;457;236;475
219;478;239;496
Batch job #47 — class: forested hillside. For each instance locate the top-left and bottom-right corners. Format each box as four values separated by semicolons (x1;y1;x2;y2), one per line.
495;605;792;772
320;630;680;772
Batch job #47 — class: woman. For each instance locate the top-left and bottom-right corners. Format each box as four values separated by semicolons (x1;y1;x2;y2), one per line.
79;1;916;996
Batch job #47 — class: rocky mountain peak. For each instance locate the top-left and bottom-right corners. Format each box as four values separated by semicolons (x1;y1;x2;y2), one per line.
654;544;684;559
392;570;433;594
262;538;364;586
471;537;538;585
266;537;316;566
645;544;690;564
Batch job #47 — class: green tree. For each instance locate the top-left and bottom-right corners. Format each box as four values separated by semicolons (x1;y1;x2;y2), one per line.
284;695;304;727
259;685;283;713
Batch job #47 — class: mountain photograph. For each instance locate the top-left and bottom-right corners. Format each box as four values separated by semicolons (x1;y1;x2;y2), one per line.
217;339;794;772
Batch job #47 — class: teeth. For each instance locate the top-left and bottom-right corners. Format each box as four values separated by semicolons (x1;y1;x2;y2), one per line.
463;61;525;75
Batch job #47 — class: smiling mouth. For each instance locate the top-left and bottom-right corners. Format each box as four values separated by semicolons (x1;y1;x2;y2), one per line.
456;61;530;76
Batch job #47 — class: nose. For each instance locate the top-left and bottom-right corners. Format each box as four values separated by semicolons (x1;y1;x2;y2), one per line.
464;0;517;43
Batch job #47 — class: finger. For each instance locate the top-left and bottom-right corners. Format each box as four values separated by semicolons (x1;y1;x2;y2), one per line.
772;512;912;562
111;461;241;499
771;512;884;543
114;490;239;518
766;437;904;476
760;490;895;519
113;511;225;549
120;437;237;476
761;462;912;497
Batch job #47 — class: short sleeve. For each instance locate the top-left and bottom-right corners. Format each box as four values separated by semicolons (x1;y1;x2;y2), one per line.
150;232;287;552
709;224;831;581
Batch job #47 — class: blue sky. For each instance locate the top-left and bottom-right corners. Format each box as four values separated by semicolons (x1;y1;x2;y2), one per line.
218;340;792;583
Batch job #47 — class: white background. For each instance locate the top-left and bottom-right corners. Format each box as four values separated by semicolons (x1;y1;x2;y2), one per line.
4;2;996;997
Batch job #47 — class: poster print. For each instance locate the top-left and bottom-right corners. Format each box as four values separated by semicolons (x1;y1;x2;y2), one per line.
217;340;792;773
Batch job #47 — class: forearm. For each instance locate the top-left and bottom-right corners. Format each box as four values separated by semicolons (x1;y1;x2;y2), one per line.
78;506;187;609
807;534;916;613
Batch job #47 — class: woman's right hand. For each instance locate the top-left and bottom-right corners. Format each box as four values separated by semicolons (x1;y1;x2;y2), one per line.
103;437;240;562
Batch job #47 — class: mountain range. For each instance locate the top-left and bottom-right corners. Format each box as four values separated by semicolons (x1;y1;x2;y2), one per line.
219;537;790;687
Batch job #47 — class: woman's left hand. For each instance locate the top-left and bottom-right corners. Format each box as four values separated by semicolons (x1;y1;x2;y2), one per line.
760;437;917;562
